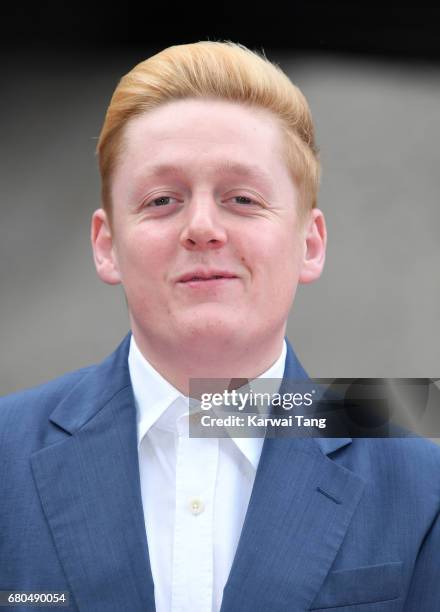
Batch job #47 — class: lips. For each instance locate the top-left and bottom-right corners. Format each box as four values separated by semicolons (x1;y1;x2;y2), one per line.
177;270;238;283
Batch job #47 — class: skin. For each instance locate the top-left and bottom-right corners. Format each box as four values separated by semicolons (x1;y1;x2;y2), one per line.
91;98;327;395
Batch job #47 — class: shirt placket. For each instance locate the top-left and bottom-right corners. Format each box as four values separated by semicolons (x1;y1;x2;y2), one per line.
171;413;219;612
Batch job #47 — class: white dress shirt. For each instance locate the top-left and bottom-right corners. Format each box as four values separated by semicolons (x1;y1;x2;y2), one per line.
128;335;287;612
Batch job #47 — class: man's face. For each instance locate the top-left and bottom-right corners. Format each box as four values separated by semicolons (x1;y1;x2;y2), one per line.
92;99;325;354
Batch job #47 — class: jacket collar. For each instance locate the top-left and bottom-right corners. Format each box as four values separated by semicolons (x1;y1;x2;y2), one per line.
48;333;133;435
49;333;351;457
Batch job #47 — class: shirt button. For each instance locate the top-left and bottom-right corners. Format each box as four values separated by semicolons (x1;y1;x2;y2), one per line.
189;498;205;515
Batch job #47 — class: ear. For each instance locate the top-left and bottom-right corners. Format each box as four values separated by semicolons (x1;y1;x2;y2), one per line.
298;208;327;284
91;208;121;285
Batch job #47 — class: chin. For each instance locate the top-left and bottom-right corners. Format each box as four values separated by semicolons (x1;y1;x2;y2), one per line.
179;314;248;343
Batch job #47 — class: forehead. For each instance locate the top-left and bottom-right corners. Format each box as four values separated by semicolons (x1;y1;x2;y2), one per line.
113;98;292;191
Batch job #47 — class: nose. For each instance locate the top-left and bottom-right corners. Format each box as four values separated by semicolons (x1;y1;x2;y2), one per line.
179;193;228;251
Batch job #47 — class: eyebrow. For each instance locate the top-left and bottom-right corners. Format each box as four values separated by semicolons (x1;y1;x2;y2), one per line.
134;161;275;194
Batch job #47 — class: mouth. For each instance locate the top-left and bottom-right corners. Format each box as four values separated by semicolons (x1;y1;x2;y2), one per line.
177;271;238;284
176;270;239;288
181;275;233;282
178;277;238;291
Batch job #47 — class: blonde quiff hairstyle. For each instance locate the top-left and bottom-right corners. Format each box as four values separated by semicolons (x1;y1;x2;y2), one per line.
96;41;320;219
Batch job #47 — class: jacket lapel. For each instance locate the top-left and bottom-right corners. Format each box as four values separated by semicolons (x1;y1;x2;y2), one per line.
30;334;156;612
220;340;365;612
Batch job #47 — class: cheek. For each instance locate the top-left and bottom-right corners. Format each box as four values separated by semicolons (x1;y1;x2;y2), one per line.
118;227;174;274
253;232;302;286
119;234;172;312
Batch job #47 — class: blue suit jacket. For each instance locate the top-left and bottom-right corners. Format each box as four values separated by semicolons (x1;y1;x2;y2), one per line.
1;334;440;611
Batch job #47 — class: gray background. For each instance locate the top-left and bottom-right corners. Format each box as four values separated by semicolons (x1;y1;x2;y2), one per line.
1;49;439;395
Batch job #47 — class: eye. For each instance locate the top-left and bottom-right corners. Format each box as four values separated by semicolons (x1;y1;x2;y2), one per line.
145;196;177;207
229;195;260;206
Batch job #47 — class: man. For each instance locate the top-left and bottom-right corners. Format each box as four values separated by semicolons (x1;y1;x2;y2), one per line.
0;41;439;612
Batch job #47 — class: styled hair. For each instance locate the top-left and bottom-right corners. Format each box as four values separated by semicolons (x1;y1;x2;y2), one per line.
96;41;320;218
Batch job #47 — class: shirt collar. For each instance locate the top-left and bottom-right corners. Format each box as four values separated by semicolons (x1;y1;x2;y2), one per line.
128;336;183;447
231;341;287;469
128;334;287;470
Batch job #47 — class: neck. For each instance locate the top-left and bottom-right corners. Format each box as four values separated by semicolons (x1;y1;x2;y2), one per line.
130;326;286;396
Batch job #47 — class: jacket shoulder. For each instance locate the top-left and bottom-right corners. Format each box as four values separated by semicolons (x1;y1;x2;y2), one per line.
341;436;440;513
359;435;440;470
0;366;95;430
